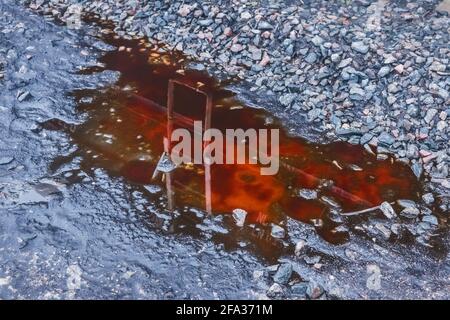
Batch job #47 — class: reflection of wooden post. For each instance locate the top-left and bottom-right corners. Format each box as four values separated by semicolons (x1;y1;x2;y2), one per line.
166;79;215;214
165;172;174;211
204;93;213;132
165;80;175;211
204;93;213;214
167;80;175;154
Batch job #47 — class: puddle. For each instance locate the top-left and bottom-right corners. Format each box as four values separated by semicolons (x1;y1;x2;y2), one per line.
42;15;422;247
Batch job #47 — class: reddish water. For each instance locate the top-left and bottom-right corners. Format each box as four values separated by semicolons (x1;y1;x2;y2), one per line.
53;20;421;244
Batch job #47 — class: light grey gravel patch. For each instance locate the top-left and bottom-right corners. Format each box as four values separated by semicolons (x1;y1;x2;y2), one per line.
366;264;381;291
143;185;161;194
306;281;324;299
397;199;417;209
17;90;31;102
360;133;373;145
258;21;274;31
298;189;318;200
424;108;438;124
337;57;352;69
412;162;423;179
291;283;307;296
271;224;285;239
436;0;450;14
400;207;420;219
304;52;317;64
279;93;297;107
232;209;247;227
266;283;285;298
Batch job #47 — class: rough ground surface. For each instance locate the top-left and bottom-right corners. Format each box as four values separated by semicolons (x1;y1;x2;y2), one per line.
0;0;449;299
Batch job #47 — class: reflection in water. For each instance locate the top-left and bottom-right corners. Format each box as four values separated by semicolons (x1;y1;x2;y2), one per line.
44;18;421;248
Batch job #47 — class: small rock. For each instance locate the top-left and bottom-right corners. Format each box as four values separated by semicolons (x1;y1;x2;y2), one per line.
311;35;323;46
351;41;369;54
271;224;285;239
377;66;390;77
306;281;324;299
304;255;321;265
422;193;435;205
273;263;293;285
437;0;450;14
388;83;400;94
291;283;308;296
331;53;341;63
437;120;447;131
349;86;366;97
143;185;161;194
380;201;396;219
253;270;264;280
375;223;391;239
383;54;396;64
267;283;285;298
387;95;397;105
155;152;176;173
442;180;450;189
223;27;232;36
259;52;270;66
400;207;420;219
412;162;423;179
232;209;247;227
406;144;419;159
422;215;438;226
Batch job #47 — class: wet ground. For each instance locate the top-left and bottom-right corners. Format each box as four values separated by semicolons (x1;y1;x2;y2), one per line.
1;0;449;299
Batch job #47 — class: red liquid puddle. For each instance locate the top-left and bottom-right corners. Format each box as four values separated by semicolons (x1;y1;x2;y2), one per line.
61;20;421;244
